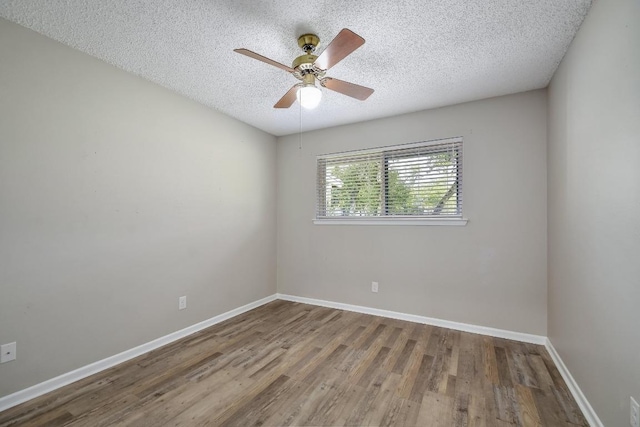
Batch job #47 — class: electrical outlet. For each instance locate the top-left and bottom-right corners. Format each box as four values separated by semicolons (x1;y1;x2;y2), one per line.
371;281;379;293
631;396;639;427
179;296;187;310
1;342;16;363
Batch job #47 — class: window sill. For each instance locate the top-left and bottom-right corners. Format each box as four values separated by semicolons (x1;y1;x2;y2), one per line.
312;218;468;226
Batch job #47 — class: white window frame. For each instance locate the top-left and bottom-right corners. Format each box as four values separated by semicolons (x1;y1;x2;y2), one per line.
314;137;468;226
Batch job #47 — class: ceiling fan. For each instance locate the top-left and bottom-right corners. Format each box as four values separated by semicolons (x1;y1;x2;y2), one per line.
234;29;374;109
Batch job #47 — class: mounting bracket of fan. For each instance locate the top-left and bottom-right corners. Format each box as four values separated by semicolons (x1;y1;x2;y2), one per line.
297;34;320;53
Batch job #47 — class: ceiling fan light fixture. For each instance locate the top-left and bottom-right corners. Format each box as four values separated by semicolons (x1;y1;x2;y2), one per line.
296;83;322;109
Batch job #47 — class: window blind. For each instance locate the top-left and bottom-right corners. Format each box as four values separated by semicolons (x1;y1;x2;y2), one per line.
316;138;463;219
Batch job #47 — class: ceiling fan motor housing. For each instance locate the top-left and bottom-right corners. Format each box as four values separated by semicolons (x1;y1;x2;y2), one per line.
292;54;325;80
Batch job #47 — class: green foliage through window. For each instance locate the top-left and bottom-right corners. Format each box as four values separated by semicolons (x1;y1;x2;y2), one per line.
317;139;462;218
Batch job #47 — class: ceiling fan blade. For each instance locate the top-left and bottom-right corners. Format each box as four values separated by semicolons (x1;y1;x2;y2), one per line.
274;85;299;108
321;78;374;101
313;29;365;71
234;48;294;73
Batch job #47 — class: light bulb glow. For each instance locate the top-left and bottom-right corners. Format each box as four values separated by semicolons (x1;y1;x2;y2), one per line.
296;84;322;109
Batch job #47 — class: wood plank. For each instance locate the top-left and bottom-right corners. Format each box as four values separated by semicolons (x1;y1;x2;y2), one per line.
494;346;514;387
449;330;461;376
216;374;291;426
408;354;435;403
515;383;543;427
63;394;140;427
453;392;470;427
482;336;500;386
358;372;402;426
417;390;454;427
528;353;554;390
468;394;488;427
395;342;424;399
254;379;318;426
426;333;453;394
302;376;358;426
381;326;410;372
356;346;391;387
12;407;73;427
532;386;576;427
510;350;540;388
492;384;522;425
346;331;391;385
391;338;417;374
551;385;589;425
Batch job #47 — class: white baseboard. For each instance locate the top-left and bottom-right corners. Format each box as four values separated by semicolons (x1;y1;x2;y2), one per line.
1;292;601;427
276;293;547;345
0;294;277;413
545;339;603;427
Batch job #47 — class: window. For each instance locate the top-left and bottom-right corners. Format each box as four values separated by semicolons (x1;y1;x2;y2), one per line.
316;137;464;225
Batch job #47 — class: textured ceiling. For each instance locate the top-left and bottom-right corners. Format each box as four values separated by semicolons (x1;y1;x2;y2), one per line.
0;0;591;136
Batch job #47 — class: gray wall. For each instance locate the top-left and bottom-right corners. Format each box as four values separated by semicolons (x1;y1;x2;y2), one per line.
0;19;277;398
547;0;640;425
277;90;548;336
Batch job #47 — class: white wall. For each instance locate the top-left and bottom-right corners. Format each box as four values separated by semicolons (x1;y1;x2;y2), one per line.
277;90;548;335
547;0;640;425
0;18;277;398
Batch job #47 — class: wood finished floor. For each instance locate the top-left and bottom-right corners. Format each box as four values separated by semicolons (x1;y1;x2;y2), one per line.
0;300;587;427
